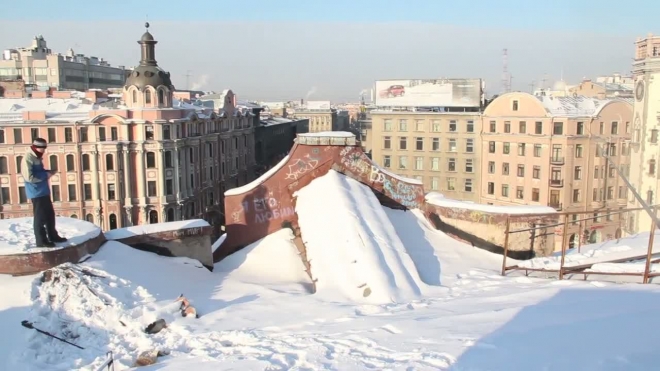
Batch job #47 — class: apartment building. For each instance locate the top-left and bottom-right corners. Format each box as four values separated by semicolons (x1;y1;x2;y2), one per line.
292;101;340;133
481;92;633;248
0;35;126;91
629;34;660;233
369;111;481;201
0;26;254;236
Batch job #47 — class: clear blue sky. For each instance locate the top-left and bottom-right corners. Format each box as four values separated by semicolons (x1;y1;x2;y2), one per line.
5;0;659;33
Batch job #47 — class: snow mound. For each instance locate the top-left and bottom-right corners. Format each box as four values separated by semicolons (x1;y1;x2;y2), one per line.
104;219;209;240
215;228;310;288
0;217;101;255
294;170;424;304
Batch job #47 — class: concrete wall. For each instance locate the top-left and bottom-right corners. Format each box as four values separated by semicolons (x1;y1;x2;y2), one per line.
218;133;425;261
425;204;558;259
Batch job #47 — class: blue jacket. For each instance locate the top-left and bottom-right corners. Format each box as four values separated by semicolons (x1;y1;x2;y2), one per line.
21;150;51;199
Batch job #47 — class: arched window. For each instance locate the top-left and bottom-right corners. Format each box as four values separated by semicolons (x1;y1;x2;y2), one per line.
49;155;58;171
158;89;165;105
82;154;90;171
148;210;158;224
167;208;175;222
109;213;117;230
132;90;137;103
71;214;78;219
85;213;94;223
66;154;75;171
145;90;152;104
106;154;114;171
15;156;23;174
146;152;156;168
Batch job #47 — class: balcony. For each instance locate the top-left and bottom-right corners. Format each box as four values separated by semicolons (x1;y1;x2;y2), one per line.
549;202;563;211
550;156;565;165
549;179;564;187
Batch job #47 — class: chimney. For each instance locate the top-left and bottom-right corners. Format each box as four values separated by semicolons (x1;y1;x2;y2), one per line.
300;98;304;106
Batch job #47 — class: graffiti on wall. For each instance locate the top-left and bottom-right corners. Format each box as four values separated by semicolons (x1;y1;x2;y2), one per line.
382;177;424;209
237;193;295;224
285;154;320;180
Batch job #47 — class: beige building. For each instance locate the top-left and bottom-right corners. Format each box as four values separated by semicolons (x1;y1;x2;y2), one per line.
629;34;660;233
482;92;633;247
0;26;254;235
1;35;126;91
369;111;481;201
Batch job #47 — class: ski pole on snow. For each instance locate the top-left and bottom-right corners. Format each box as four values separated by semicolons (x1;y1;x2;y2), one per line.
21;320;85;350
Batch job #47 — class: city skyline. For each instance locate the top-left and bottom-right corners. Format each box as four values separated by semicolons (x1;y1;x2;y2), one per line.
1;1;659;101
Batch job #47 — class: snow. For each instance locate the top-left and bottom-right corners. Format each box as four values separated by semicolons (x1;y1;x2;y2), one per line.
426;192;557;214
211;234;227;253
0;217;101;255
2;171;660;370
103;219;210;240
297;131;354;138
517;230;660;271
224;155;290;196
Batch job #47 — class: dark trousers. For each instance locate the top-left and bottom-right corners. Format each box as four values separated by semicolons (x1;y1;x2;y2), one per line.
32;195;58;245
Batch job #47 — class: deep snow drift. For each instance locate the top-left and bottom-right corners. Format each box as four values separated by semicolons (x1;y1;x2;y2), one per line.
294;170;426;303
0;217;101;255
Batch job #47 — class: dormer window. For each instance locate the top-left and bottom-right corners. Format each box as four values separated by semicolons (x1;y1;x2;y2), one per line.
145;90;152;104
512;100;519;111
132;90;137;103
158;89;164;105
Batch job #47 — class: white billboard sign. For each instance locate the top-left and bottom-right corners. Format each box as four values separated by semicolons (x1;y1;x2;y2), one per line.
374;79;482;108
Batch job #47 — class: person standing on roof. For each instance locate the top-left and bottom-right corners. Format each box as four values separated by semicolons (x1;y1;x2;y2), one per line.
21;138;68;248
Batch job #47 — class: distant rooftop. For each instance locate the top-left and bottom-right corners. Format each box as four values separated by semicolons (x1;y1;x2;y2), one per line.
535;95;632;117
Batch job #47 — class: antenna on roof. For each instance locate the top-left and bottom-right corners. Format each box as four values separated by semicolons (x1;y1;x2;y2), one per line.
145;14;150;30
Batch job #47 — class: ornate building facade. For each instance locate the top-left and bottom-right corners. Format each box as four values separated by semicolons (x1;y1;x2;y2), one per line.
0;24;255;234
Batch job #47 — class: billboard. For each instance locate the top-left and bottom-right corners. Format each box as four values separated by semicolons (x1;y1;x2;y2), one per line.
306;100;331;110
374;79;482;108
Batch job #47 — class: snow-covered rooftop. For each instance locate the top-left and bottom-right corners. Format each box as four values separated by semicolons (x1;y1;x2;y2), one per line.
426;192;557;215
535;95;631;117
0;217;101;255
0;97;99;123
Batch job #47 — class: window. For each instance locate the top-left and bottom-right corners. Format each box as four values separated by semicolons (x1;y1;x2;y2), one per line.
466;121;474;133
594;166;600;179
502;163;510;175
166;179;174;195
158;89;165;104
432;138;440;151
431;120;440;132
573;189;581;203
18;186;27;203
66;154;75;171
512;100;519;111
1;187;10;204
65;127;73;142
464;179;473;192
50;155;58;171
145;90;152;104
83;184;92;200
398;119;407;131
446;178;455;191
519;121;526;133
145;126;154;140
448;139;457;152
48;128;56;142
532;188;540;202
107;184;116;200
99;127;106;141
399;137;407;150
488;161;495;174
86;214;94;222
106;154;114;170
533;166;540;179
0;157;7;174
608;166;616;178
430;157;440;171
415;157;423;170
611;122;618;135
111;127;118;141
577;122;584;135
650;129;658;143
535;121;543;134
0;129;3;144
383;136;391;149
504;121;511;133
647;190;654;204
534;144;542;157
651;160;657;176
415;137;424;150
449;121;457;132
574;166;582;180
398;156;407;169
148;181;157;197
31;128;39;141
487;182;495;194
82;154;90;171
489;121;496;133
503;142;510;154
80;127;89;142
553;122;563;135
518;143;526;156
448;158;456;172
146;152;156;168
52;185;60;202
431;177;439;190
502;184;509;197
384;119;392;131
517;164;525;177
415;120;424;131
552;144;563;162
14;128;22;144
619;186;627;199
466;139;474;153
608;186;614;200
165;151;173;168
68;184;77;201
575;144;583;158
465;159;473;172
488;141;495;153
516;186;524;199
383;155;391;168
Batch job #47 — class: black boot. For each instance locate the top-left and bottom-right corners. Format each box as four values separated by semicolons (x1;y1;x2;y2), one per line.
51;236;68;243
36;241;56;248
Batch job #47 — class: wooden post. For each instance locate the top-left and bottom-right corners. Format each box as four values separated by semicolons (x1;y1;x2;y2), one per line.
501;216;511;276
643;220;656;284
558;215;569;280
